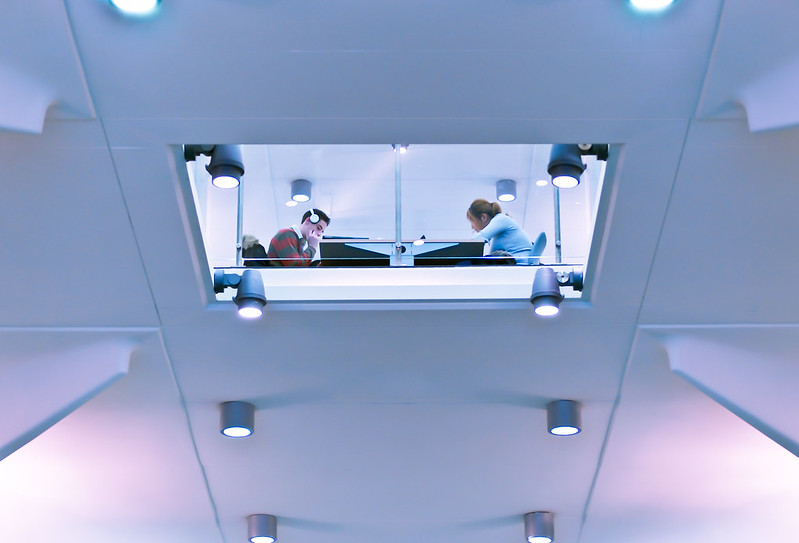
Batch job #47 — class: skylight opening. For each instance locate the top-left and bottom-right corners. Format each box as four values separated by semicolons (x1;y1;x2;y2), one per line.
181;144;612;304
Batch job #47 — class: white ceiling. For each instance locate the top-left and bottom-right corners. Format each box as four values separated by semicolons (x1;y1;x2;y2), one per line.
0;2;798;543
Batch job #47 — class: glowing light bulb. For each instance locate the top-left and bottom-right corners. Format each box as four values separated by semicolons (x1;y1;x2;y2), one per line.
534;305;559;317
109;0;160;16
550;425;580;436
212;175;240;189
629;0;675;12
238;306;263;319
552;175;579;189
222;426;252;438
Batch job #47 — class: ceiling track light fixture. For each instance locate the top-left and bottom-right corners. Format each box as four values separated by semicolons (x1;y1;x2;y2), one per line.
220;401;255;438
530;267;565;317
547;144;586;189
109;0;161;16
530;267;584;317
524;511;554;543
496;178;517;202
213;269;267;319
546;400;582;436
547;144;609;189
290;178;312;203
391;143;409;154
555;268;584;291
248;514;277;543
183;144;245;189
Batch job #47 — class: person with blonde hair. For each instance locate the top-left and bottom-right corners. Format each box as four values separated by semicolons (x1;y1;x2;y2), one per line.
466;199;534;264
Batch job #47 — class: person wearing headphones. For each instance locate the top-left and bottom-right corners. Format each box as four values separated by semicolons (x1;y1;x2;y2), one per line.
262;208;331;266
243;209;331;267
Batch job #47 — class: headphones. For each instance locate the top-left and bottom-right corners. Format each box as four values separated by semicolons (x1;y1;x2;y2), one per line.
306;208;320;224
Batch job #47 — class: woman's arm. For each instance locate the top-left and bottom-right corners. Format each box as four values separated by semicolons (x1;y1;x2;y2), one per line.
473;214;511;240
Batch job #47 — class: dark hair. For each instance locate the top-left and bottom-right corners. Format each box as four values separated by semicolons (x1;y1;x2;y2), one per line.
467;199;502;220
302;208;331;225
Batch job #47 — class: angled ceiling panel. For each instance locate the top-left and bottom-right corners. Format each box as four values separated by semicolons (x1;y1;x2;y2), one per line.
0;1;94;132
0;121;158;327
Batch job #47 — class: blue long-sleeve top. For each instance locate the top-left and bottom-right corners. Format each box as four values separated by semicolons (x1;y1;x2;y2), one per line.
472;213;534;263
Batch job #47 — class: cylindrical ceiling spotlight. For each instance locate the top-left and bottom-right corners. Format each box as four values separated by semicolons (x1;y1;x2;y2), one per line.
547;144;586;189
220;401;255;438
234;270;267;319
496;178;517;202
248;514;277;543
524;512;554;543
546;400;582;436
207;145;244;189
530;267;564;317
291;178;312;203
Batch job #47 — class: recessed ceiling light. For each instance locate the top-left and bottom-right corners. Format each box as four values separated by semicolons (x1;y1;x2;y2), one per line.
285;200;298;207
629;0;676;12
536;179;549;187
109;0;160;16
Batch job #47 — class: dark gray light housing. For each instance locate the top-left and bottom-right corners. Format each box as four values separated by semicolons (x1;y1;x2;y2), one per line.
530;267;564;317
206;145;244;188
524;511;554;543
548;144;586;188
291;178;312;202
248;514;277;543
496;178;517;202
214;270;266;319
220;401;255;438
546;400;582;436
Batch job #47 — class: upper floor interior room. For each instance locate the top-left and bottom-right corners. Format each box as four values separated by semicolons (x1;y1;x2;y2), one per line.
186;143;608;269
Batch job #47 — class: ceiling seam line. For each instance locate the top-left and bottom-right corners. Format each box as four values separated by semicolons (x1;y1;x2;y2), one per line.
0;326;161;332
92;116;227;543
640;322;799;330
60;3;227;540
58;0;165;328
692;0;728;118
577;117;694;542
58;0;97;119
155;329;228;543
635;116;692;322
575;328;643;543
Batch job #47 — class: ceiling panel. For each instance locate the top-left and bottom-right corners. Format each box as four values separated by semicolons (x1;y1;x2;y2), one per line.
0;122;157;327
640;119;799;324
581;330;799;543
0;334;220;543
63;0;720;121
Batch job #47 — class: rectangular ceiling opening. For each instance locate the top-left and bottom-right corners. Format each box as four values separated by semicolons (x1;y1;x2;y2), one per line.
182;144;611;304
